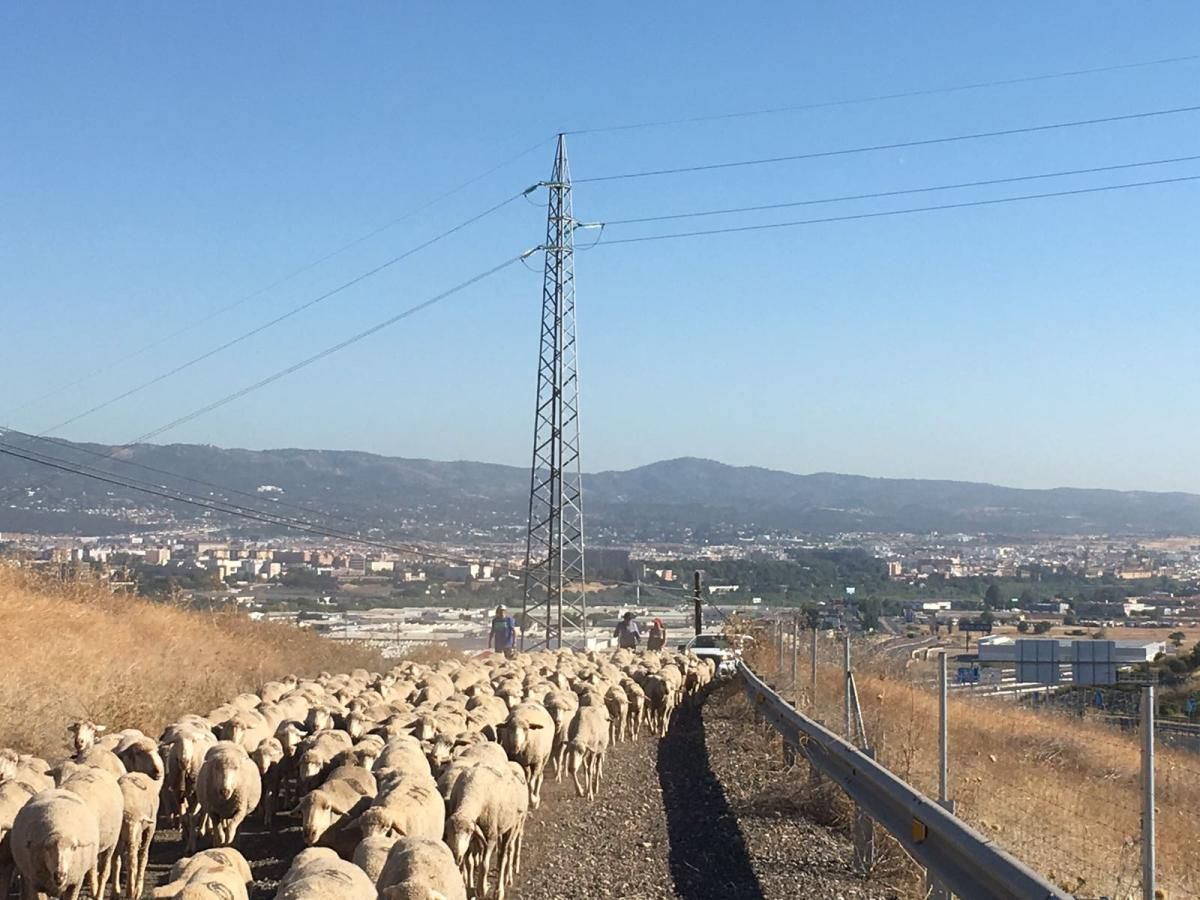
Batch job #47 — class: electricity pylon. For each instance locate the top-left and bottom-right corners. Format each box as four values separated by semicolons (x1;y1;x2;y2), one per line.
521;134;587;651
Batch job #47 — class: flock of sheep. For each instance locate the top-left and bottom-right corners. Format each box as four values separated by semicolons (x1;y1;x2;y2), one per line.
0;645;716;900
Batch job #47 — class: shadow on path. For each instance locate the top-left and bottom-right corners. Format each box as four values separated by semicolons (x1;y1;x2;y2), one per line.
657;691;765;900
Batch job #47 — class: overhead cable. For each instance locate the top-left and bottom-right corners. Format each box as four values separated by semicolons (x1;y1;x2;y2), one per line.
131;252;531;444
599;153;1200;226
575;103;1200;183
4;136;553;421
0;439;485;565
564;52;1200;135
591;174;1200;246
35;191;534;437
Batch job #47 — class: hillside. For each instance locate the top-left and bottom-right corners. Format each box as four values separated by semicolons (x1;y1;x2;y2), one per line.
0;565;384;758
4;432;1200;536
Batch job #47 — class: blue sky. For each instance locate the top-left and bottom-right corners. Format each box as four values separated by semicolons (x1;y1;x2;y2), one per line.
2;4;1199;492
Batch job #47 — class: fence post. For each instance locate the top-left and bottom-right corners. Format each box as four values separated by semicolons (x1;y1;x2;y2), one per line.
791;615;799;702
928;652;955;900
778;618;785;673
810;626;818;713
843;632;852;738
1142;684;1156;900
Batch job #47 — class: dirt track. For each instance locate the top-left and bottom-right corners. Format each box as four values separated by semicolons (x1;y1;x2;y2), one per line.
138;681;900;900
512;680;899;900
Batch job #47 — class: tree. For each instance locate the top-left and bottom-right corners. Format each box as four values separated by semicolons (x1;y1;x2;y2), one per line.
1017;620;1031;634
1033;621;1053;635
983;584;1001;609
980;609;995;627
1169;631;1186;648
1019;588;1040;608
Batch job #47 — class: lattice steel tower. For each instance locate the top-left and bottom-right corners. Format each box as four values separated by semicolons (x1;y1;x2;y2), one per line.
521;134;587;650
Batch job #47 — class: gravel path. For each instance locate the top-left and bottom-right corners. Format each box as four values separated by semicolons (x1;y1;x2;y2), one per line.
513;680;902;900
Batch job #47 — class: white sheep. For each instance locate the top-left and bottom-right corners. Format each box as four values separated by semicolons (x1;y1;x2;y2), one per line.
495;702;553;810
273;847;375;900
195;741;262;850
349;772;444;843
350;833;395;884
566;705;610;800
443;764;525;900
297;766;375;855
151;847;253;899
376;837;466;900
59;763;124;900
113;771;160;899
0;779;37;899
11;788;100;900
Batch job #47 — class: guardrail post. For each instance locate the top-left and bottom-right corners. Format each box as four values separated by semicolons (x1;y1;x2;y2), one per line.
854;747;877;874
1142;684;1156;900
778;618;785;673
929;651;955;900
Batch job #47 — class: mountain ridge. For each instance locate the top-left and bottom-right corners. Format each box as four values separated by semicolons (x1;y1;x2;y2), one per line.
2;435;1199;537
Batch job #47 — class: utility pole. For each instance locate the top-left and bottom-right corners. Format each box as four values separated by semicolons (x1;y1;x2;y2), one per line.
693;570;702;636
521;134;586;651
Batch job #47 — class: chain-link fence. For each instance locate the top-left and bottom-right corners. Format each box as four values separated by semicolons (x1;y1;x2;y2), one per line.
743;620;1200;899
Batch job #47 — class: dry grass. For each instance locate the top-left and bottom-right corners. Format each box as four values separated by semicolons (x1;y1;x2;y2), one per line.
744;633;1200;899
0;565;385;761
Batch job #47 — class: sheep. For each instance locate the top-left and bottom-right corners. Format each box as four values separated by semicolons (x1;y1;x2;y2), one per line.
296;767;374;856
495;702;553;810
113;771;159;899
69;745;127;780
251;737;285;825
374;736;431;781
195;741;262;850
376;837;467;900
66;720;106;755
0;779;37;899
297;730;353;790
218;709;272;755
113;734;165;782
151;848;253;899
1;753;54;794
274;847;375;900
11;788;100;900
604;685;630;744
443;764;525;900
566;705;610;800
540;690;578;782
59;763;123;900
643;673;675;737
160;723;217;840
622;679;647;739
349;772;444;843
350;833;396;884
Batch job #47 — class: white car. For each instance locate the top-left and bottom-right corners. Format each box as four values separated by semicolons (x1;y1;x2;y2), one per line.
681;633;740;678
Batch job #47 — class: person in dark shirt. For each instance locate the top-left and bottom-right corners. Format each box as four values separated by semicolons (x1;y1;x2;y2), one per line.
490;604;517;658
614;611;641;649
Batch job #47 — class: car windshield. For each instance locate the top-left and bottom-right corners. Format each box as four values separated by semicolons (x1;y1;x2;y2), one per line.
692;635;730;649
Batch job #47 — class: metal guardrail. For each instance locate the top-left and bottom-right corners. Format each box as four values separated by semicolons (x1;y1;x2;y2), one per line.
737;661;1073;900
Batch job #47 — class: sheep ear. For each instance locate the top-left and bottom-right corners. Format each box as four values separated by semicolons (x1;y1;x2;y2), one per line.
96;725;108;733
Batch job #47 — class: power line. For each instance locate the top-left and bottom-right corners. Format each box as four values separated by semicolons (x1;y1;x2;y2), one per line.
0;251;530;515
590;174;1200;246
0;438;485;566
1;427;368;532
575;102;1200;184
3;136;553;422
565;52;1200;135
599;153;1200;226
34;189;534;437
